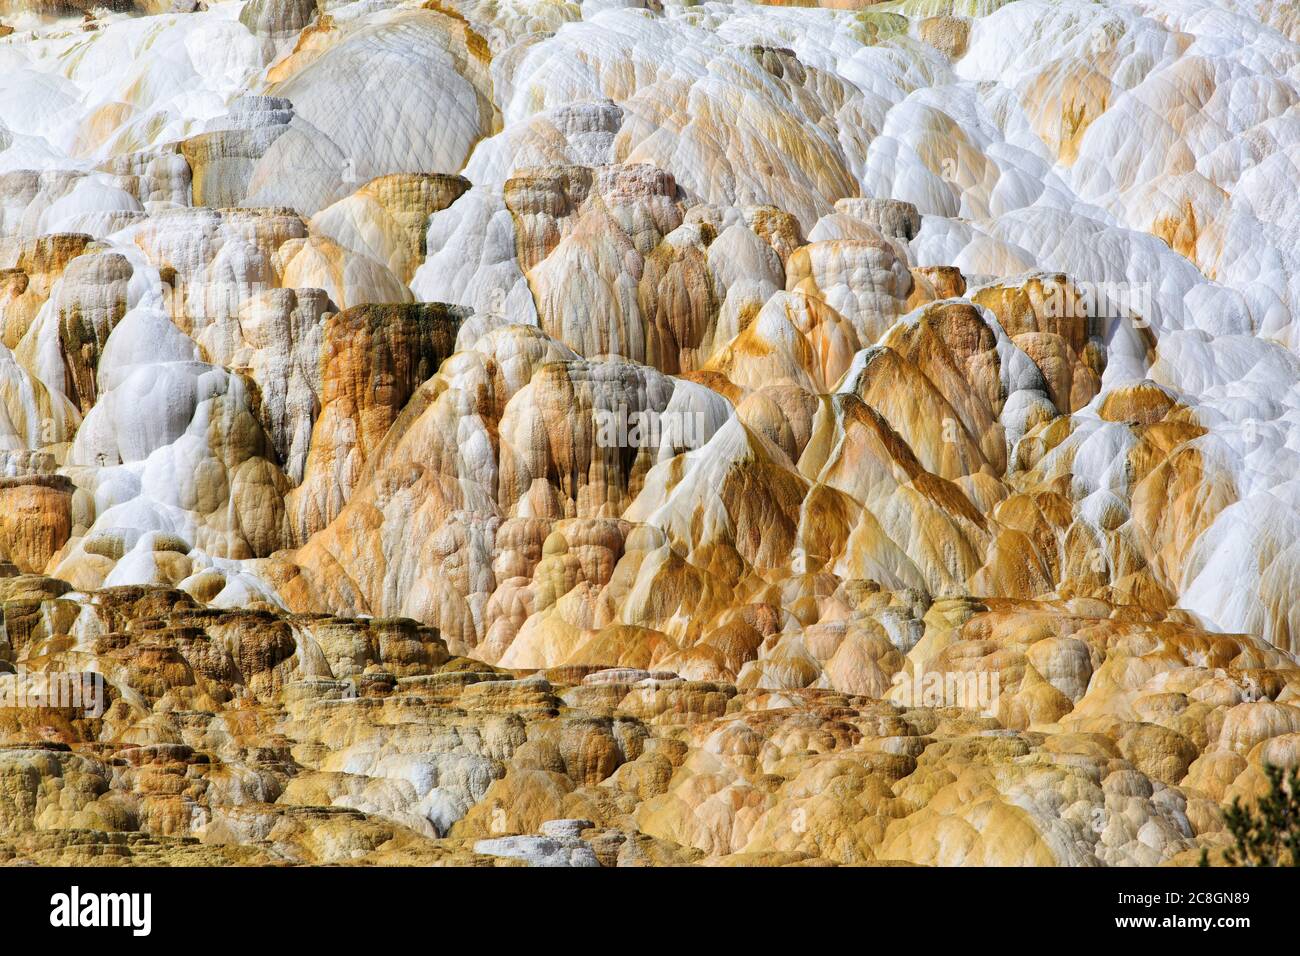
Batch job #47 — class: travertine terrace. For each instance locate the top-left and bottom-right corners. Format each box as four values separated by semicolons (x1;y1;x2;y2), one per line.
1;0;1299;866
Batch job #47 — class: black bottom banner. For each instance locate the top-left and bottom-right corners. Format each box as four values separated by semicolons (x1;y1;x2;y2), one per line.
0;864;1278;945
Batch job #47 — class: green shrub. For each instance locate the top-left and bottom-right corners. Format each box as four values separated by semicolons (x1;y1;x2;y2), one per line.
1203;763;1300;867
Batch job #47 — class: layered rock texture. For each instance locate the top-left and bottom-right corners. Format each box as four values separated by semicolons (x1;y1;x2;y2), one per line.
1;0;1299;866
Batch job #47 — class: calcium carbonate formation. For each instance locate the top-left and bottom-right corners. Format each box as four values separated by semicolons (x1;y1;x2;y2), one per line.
0;0;1298;866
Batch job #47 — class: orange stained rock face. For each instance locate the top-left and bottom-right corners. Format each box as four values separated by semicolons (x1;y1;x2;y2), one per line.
0;477;73;573
1;577;1294;866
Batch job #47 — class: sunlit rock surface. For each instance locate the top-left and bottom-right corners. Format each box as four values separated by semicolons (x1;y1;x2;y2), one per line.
1;0;1299;866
